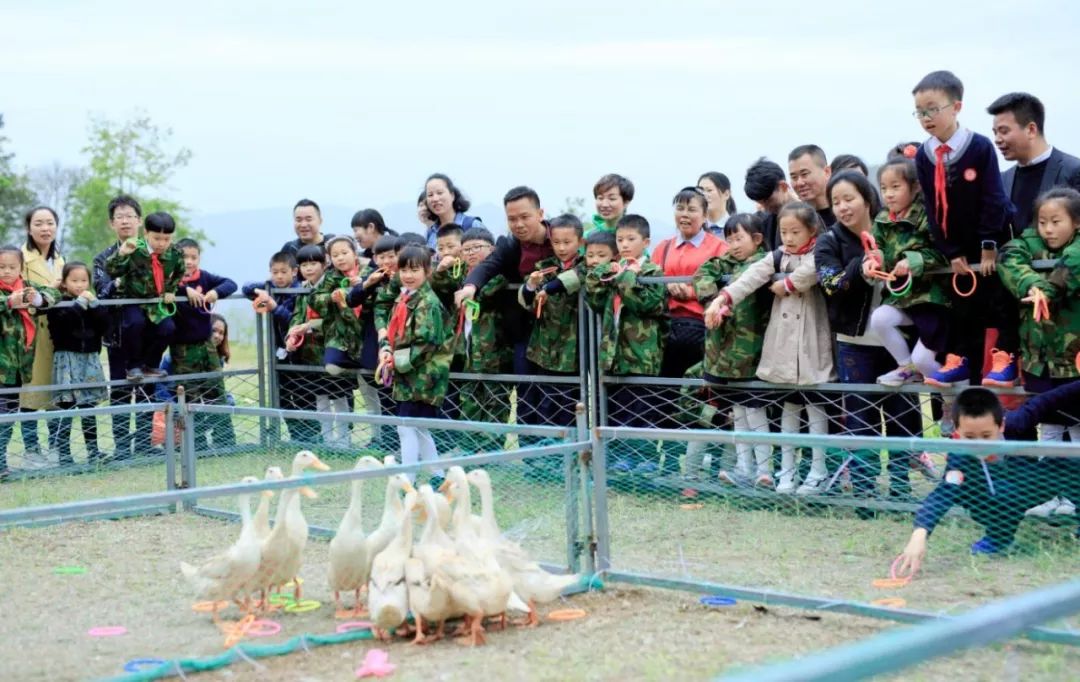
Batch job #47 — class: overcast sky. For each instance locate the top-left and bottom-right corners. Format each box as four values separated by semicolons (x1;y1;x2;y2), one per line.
3;0;1079;236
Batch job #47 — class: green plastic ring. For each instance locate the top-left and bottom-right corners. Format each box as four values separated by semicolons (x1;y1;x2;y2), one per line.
157;300;177;317
54;566;87;575
886;274;913;297
464;299;481;321
283;599;321;613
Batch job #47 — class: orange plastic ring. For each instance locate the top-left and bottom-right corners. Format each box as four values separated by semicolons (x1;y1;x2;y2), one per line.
871;597;907;608
952;271;977;298
192;600;230;613
1075;351;1080;374
547;608;587;622
679;503;704;510
872;578;909;589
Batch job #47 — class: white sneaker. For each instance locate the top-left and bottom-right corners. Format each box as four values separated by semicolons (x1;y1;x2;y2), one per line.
877;364;922;387
20;449;50;470
1025;497;1061;517
776;475;796;495
1054;498;1076;516
796;474;828;496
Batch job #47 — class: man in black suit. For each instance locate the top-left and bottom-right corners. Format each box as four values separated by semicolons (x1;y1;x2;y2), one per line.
988;92;1080;232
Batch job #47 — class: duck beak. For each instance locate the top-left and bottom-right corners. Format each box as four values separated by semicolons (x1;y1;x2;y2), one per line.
437;479;450;493
310;457;330;471
300;486;318;499
261;490;275;499
402;481;416;494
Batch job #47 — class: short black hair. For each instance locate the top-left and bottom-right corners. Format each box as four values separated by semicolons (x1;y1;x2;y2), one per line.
1034;187;1080;225
0;244;23;266
744;158;787;202
877;157;919;191
61;261;92;287
777;201;825;235
176;238;200;252
397;244;432;271
503;185;541;208
351;208;392;234
788;144;828;167
593;173;635;202
435;223;463;241
723;212;763;239
986;92;1046;136
585;230;617;252
549;213;584;237
108;195;142;220
461;226;495;245
830;154;868;176
295;244;327;265
144;212;177;234
616;213;650;239
954;387;1004;427
373;234;400;255
397;232;428;248
269;251;298;269
672;186;708;212
912;70;964;101
293;198;321;215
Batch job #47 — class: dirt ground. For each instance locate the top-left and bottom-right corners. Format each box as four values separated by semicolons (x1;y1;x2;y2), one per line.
2;514;1077;682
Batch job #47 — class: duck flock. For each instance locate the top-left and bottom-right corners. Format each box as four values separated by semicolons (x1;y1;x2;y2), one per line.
180;450;580;646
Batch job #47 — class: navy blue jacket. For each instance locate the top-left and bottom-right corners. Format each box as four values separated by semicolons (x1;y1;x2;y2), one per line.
915;132;1014;261
242;278;299;350
92;242;123;346
174;270;237;344
345;267;384;370
914;380;1080;534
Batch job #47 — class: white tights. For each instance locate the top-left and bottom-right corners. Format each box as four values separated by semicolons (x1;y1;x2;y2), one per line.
780;402;828;481
732;405;772;477
869;305;941;377
397;425;441;482
315;395;350;449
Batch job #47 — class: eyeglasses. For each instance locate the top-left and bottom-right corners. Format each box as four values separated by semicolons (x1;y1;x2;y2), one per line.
461;245;489;255
112;213;139;221
912;105;950;120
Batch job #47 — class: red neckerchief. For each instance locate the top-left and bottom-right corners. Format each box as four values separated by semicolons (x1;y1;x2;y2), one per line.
180;269;201;286
934;143;952;238
787;237;817;256
386;289;412;349
151;253;166;294
0;277;35;349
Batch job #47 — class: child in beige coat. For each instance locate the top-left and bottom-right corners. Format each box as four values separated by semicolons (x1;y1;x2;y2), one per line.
710;202;835;495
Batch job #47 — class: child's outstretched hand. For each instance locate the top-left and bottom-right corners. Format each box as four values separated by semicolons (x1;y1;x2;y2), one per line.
331;288;347;308
118;238;138;256
704;299;730;330
203;290;219;308
365;269;386;288
896;528;928;579
527;269;546;290
185;287;205;309
892;259;910;277
163;292;176;305
768;280;788;297
950;256;973;276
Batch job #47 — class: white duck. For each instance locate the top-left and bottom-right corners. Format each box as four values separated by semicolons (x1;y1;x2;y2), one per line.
435;466;514;646
467;468;580;626
180;475;263;620
253;466;284;541
368;488;419;640
406;485;463;644
252;450;329;606
327;455;384;615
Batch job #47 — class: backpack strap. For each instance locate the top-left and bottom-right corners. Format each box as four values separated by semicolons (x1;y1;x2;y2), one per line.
460;215;476;230
772;246;784;272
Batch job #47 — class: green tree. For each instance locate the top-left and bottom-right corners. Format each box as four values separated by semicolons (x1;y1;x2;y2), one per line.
561;195;589;223
66;114;204;262
0;114;37;244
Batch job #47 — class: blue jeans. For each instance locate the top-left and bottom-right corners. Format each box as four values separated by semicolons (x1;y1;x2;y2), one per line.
836;342;923;495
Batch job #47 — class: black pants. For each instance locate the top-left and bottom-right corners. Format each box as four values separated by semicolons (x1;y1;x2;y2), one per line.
107;344;153;459
0;389;18;471
54;400;101;465
946;275;1018;381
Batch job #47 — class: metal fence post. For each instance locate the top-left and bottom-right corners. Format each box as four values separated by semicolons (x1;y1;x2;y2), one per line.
590;428;611;572
255;305;267;446
164;402;177;510
264;302;281;446
565;402;587;574
177;387;198;510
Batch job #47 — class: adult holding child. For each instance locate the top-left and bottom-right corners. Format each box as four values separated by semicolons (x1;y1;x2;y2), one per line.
423;173;485;251
19;206;64;468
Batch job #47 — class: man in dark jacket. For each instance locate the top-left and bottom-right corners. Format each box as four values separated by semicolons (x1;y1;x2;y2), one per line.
92;195;152;460
988;92;1080;232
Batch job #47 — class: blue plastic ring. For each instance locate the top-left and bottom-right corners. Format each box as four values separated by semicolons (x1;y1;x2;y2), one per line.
123;658;166;673
700;596;737;607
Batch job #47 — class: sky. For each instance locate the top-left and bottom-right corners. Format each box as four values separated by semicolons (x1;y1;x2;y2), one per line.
4;0;1080;244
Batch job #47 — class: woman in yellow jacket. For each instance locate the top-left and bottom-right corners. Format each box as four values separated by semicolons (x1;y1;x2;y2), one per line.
21;207;65;468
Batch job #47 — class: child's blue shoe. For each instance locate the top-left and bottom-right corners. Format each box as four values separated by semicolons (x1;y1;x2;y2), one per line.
981;349;1018;387
611;460;633;474
632;461;658;475
925;354;969;387
970;536;1008;555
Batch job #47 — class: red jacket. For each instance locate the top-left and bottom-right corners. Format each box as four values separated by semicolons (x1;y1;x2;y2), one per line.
653;231;728;319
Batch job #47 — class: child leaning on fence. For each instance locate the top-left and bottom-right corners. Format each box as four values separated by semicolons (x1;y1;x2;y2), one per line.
46;262;109;466
0;245;58;480
714;202;835;495
696;213;772;486
105;211;185;382
379;245;453;484
584;217;666;473
160;313;237;451
519;214;586;428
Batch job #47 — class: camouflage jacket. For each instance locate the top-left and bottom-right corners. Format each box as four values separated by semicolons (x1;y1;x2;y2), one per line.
870;197;950;309
105;244;186;324
373;273;402;333
584;259;665;376
169;339;227;402
309;269;364;356
0;287;58;386
458;274;511;374
383;280;453;406
429;261;465;313
519;256;583;373
694;250;768;379
288;278;327;367
998;228;1080;378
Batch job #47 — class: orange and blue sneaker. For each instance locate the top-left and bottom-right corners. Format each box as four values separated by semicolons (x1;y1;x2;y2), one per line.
925;354;969;387
981;349;1018;387
970;536;1009;555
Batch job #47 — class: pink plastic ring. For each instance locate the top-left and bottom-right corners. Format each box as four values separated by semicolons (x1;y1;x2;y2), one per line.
336;620;373;634
889;555;913;582
88;626;128;637
245;619;282;637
